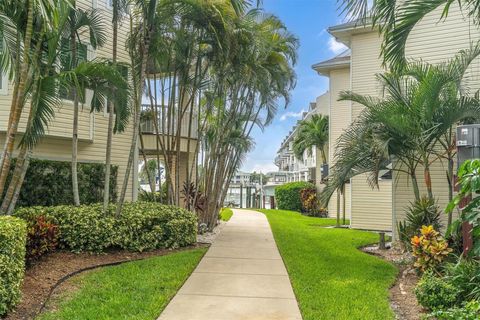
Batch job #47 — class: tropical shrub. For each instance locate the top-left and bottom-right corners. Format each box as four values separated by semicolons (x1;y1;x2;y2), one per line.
397;196;442;247
446;159;480;257
411;225;452;272
15;202;197;253
415;271;458;311
5;158;117;207
0;216;27;316
300;187;319;216
24;215;59;264
443;259;480;303
275;181;315;212
427;300;480;320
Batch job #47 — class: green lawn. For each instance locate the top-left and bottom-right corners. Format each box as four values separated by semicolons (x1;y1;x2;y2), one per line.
219;207;233;221
257;209;398;320
38;248;207;320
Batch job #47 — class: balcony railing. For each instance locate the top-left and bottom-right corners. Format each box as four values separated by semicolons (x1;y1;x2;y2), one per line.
140;106;198;139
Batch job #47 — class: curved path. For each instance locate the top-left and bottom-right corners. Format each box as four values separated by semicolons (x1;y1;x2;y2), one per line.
158;209;302;320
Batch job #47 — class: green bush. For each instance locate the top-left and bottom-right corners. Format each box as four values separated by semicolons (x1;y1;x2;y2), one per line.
275;181;315;212
444;259;480;303
15;202;197;253
0;216;27;316
427;300;480;320
5;158;117;207
415;272;458;311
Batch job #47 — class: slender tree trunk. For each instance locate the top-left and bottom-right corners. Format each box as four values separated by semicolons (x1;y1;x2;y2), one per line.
0;0;34;199
139;132;155;198
336;190;340;227
410;172;421;201
446;154;454;227
342;184;346;225
103;4;119;211
0;146;28;213
7;151;30;215
71;30;81;206
116;23;150;216
423;157;433;200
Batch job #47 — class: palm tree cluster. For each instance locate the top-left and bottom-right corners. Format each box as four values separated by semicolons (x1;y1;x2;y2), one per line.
0;0;297;223
0;0;129;214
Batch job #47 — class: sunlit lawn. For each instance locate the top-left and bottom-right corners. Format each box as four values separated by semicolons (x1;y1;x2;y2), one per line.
38;248;207;320
258;209;398;320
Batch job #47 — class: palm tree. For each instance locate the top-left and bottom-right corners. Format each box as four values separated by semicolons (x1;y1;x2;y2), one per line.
0;0;59;200
292;114;329;165
116;0;158;216
65;4;107;205
0;2;129;214
320;48;480;227
103;0;130;212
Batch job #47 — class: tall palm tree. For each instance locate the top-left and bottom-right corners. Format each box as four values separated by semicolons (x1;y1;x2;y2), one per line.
320;48;480;226
116;0;158;216
65;4;107;206
0;0;59;200
0;1;129;214
292;114;329;165
103;0;130;212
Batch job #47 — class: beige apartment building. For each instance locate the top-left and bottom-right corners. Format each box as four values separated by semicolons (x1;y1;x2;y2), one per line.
0;0;196;202
314;3;480;238
274;92;329;189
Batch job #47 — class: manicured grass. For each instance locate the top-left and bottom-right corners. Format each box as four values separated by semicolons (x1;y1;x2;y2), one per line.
219;207;233;221
258;209;398;320
38;248;207;320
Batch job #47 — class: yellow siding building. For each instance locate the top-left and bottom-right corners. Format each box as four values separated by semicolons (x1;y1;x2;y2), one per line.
314;2;480;237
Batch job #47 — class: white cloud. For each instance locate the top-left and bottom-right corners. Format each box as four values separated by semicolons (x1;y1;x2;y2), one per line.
280;109;305;121
328;36;347;54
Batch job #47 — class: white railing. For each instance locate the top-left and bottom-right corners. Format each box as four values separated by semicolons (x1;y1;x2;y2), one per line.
140;106;198;139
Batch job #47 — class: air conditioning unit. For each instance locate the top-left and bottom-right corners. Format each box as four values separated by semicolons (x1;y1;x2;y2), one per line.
457;124;480;166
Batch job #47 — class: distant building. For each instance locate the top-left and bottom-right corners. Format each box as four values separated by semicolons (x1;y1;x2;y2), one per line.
230;171;252;186
274;92;329;188
224;171;257;208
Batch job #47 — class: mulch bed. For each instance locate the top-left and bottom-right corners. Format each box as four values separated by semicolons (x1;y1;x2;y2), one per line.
4;244;208;320
362;243;425;320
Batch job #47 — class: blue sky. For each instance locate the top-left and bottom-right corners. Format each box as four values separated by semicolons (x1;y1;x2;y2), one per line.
240;0;347;173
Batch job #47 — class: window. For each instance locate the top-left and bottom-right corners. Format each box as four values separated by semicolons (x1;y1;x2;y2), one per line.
59;39;88;102
107;0;113;9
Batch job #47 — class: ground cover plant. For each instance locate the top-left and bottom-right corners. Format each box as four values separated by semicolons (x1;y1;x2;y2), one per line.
37;248;207;320
258;209;398;320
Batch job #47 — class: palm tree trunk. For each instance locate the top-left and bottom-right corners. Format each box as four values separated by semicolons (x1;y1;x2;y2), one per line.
103;2;119;211
410;172;420;201
116;25;150;216
336;190;340;227
423;156;433;200
71;31;81;206
0;0;34;200
7;151;30;215
0;145;28;213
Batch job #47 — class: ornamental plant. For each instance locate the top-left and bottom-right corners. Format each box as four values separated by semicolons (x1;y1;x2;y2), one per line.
300;187;319;215
411;225;452;272
275;182;315;212
25;216;58;264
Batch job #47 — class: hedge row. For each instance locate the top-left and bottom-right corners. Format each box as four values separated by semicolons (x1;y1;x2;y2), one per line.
5;158;118;207
0;216;26;316
15;202;197;253
275;181;316;212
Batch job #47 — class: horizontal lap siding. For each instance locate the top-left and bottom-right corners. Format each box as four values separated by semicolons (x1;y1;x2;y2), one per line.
0;0;136;201
328;68;351;218
350;31;392;231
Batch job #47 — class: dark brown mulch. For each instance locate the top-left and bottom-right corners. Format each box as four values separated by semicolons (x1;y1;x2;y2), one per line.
362;244;425;320
4;244;208;320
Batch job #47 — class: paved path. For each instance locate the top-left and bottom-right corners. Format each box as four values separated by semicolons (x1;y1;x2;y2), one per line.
158;209;302;320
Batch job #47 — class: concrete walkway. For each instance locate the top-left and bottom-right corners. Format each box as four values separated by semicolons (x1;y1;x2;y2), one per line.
158;209;302;320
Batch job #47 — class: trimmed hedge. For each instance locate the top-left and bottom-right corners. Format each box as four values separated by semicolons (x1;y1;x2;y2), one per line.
5;158;118;207
275;181;316;212
15;202;197;253
0;216;27;316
